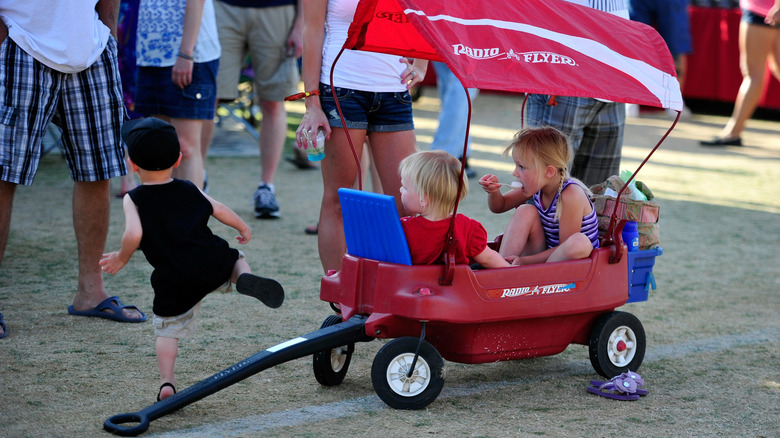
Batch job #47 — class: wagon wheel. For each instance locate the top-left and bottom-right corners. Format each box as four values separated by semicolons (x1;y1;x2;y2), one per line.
371;337;444;410
588;311;646;377
312;315;354;386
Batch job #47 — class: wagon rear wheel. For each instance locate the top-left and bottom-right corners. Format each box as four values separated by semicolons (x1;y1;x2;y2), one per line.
588;311;645;377
371;337;444;410
312;315;354;386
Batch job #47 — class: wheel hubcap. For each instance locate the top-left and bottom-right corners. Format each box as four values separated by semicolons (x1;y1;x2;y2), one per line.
386;353;430;397
607;325;636;367
330;346;348;372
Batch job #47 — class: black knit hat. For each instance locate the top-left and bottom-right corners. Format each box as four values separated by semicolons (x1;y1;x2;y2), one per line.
121;117;180;171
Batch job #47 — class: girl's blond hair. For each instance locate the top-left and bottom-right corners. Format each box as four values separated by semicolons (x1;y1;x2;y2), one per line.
503;126;591;220
399;150;468;219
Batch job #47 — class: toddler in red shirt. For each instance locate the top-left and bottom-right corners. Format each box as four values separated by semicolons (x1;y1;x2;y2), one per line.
399;150;510;268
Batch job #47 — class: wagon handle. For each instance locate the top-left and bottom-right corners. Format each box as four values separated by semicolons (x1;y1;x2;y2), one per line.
104;412;150;436
606;111;680;262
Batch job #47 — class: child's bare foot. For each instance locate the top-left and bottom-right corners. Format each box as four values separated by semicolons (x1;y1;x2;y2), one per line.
157;382;176;402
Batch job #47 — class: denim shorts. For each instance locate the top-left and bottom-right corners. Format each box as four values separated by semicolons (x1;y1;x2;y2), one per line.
742;9;780;29
319;83;414;132
134;59;219;120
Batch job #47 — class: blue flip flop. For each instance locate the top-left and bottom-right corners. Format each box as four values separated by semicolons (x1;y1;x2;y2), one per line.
0;312;7;339
68;296;147;323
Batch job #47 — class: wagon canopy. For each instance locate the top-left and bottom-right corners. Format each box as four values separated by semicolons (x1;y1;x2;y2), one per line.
345;0;683;111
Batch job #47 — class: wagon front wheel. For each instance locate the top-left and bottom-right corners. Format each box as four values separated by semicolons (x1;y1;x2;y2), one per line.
371;337;444;410
588;311;645;377
312;315;354;386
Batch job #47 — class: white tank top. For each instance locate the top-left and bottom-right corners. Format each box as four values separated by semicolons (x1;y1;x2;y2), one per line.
320;0;407;92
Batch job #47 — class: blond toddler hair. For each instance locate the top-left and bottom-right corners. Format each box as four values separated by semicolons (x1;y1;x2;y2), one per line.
399;150;469;219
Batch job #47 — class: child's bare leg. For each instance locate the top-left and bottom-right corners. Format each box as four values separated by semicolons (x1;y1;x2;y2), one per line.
232;258;284;308
230;257;252;284
547;233;593;263
498;204;545;259
156;336;178;401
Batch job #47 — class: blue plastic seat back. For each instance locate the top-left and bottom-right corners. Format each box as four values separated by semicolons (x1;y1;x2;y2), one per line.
338;188;412;265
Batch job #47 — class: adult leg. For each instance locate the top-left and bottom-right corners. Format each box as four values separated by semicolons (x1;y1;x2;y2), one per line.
769;27;780;80
0;181;17;265
71;180;142;319
257;99;286;185
169;118;205;188
318;128;366;272
430;62;477;158
0;181;12;337
571;101;624;187
156;336;179;400
367;130;417;217
717;22;775;141
200;111;215;167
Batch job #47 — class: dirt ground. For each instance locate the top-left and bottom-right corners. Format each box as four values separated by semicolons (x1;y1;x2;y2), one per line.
1;91;778;438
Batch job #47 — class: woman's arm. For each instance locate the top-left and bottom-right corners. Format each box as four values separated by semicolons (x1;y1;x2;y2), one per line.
173;0;206;88
296;0;330;142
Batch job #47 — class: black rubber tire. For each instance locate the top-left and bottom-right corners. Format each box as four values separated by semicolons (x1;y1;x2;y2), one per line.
588;311;646;377
371;337;444;410
312;315;354;386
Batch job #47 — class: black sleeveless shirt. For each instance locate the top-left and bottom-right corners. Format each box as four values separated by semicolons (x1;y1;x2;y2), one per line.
128;179;239;316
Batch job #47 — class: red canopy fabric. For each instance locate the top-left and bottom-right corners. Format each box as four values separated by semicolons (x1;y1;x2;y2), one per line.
345;0;683;110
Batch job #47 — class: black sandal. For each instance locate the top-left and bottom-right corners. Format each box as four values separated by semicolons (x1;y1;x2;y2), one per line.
304;222;319;235
156;382;176;402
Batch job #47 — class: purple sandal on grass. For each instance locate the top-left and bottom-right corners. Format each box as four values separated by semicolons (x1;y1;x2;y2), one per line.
587;370;645;401
590;370;648;396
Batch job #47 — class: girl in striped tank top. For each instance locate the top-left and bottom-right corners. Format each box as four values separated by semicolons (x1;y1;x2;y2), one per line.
479;127;600;265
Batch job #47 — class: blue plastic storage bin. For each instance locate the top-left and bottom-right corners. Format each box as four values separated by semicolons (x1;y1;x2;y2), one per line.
626;247;662;303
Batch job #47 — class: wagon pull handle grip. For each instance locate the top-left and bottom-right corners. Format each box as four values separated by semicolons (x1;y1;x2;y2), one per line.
104;412;150;436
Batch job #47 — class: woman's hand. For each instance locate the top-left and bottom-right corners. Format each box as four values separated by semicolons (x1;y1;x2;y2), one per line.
295;106;330;149
172;56;194;89
766;3;780;25
400;58;425;89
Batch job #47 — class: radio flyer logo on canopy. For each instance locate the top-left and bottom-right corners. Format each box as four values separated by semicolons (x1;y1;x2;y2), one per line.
375;10;409;23
452;44;578;66
492;282;576;299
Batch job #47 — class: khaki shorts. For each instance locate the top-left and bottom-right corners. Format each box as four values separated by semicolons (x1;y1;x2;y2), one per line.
214;2;300;102
153;252;243;338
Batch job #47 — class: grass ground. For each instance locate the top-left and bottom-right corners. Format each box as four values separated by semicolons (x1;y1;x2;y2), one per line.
0;91;778;437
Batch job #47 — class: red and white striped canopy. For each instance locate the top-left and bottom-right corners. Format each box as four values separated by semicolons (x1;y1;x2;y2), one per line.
345;0;683;110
